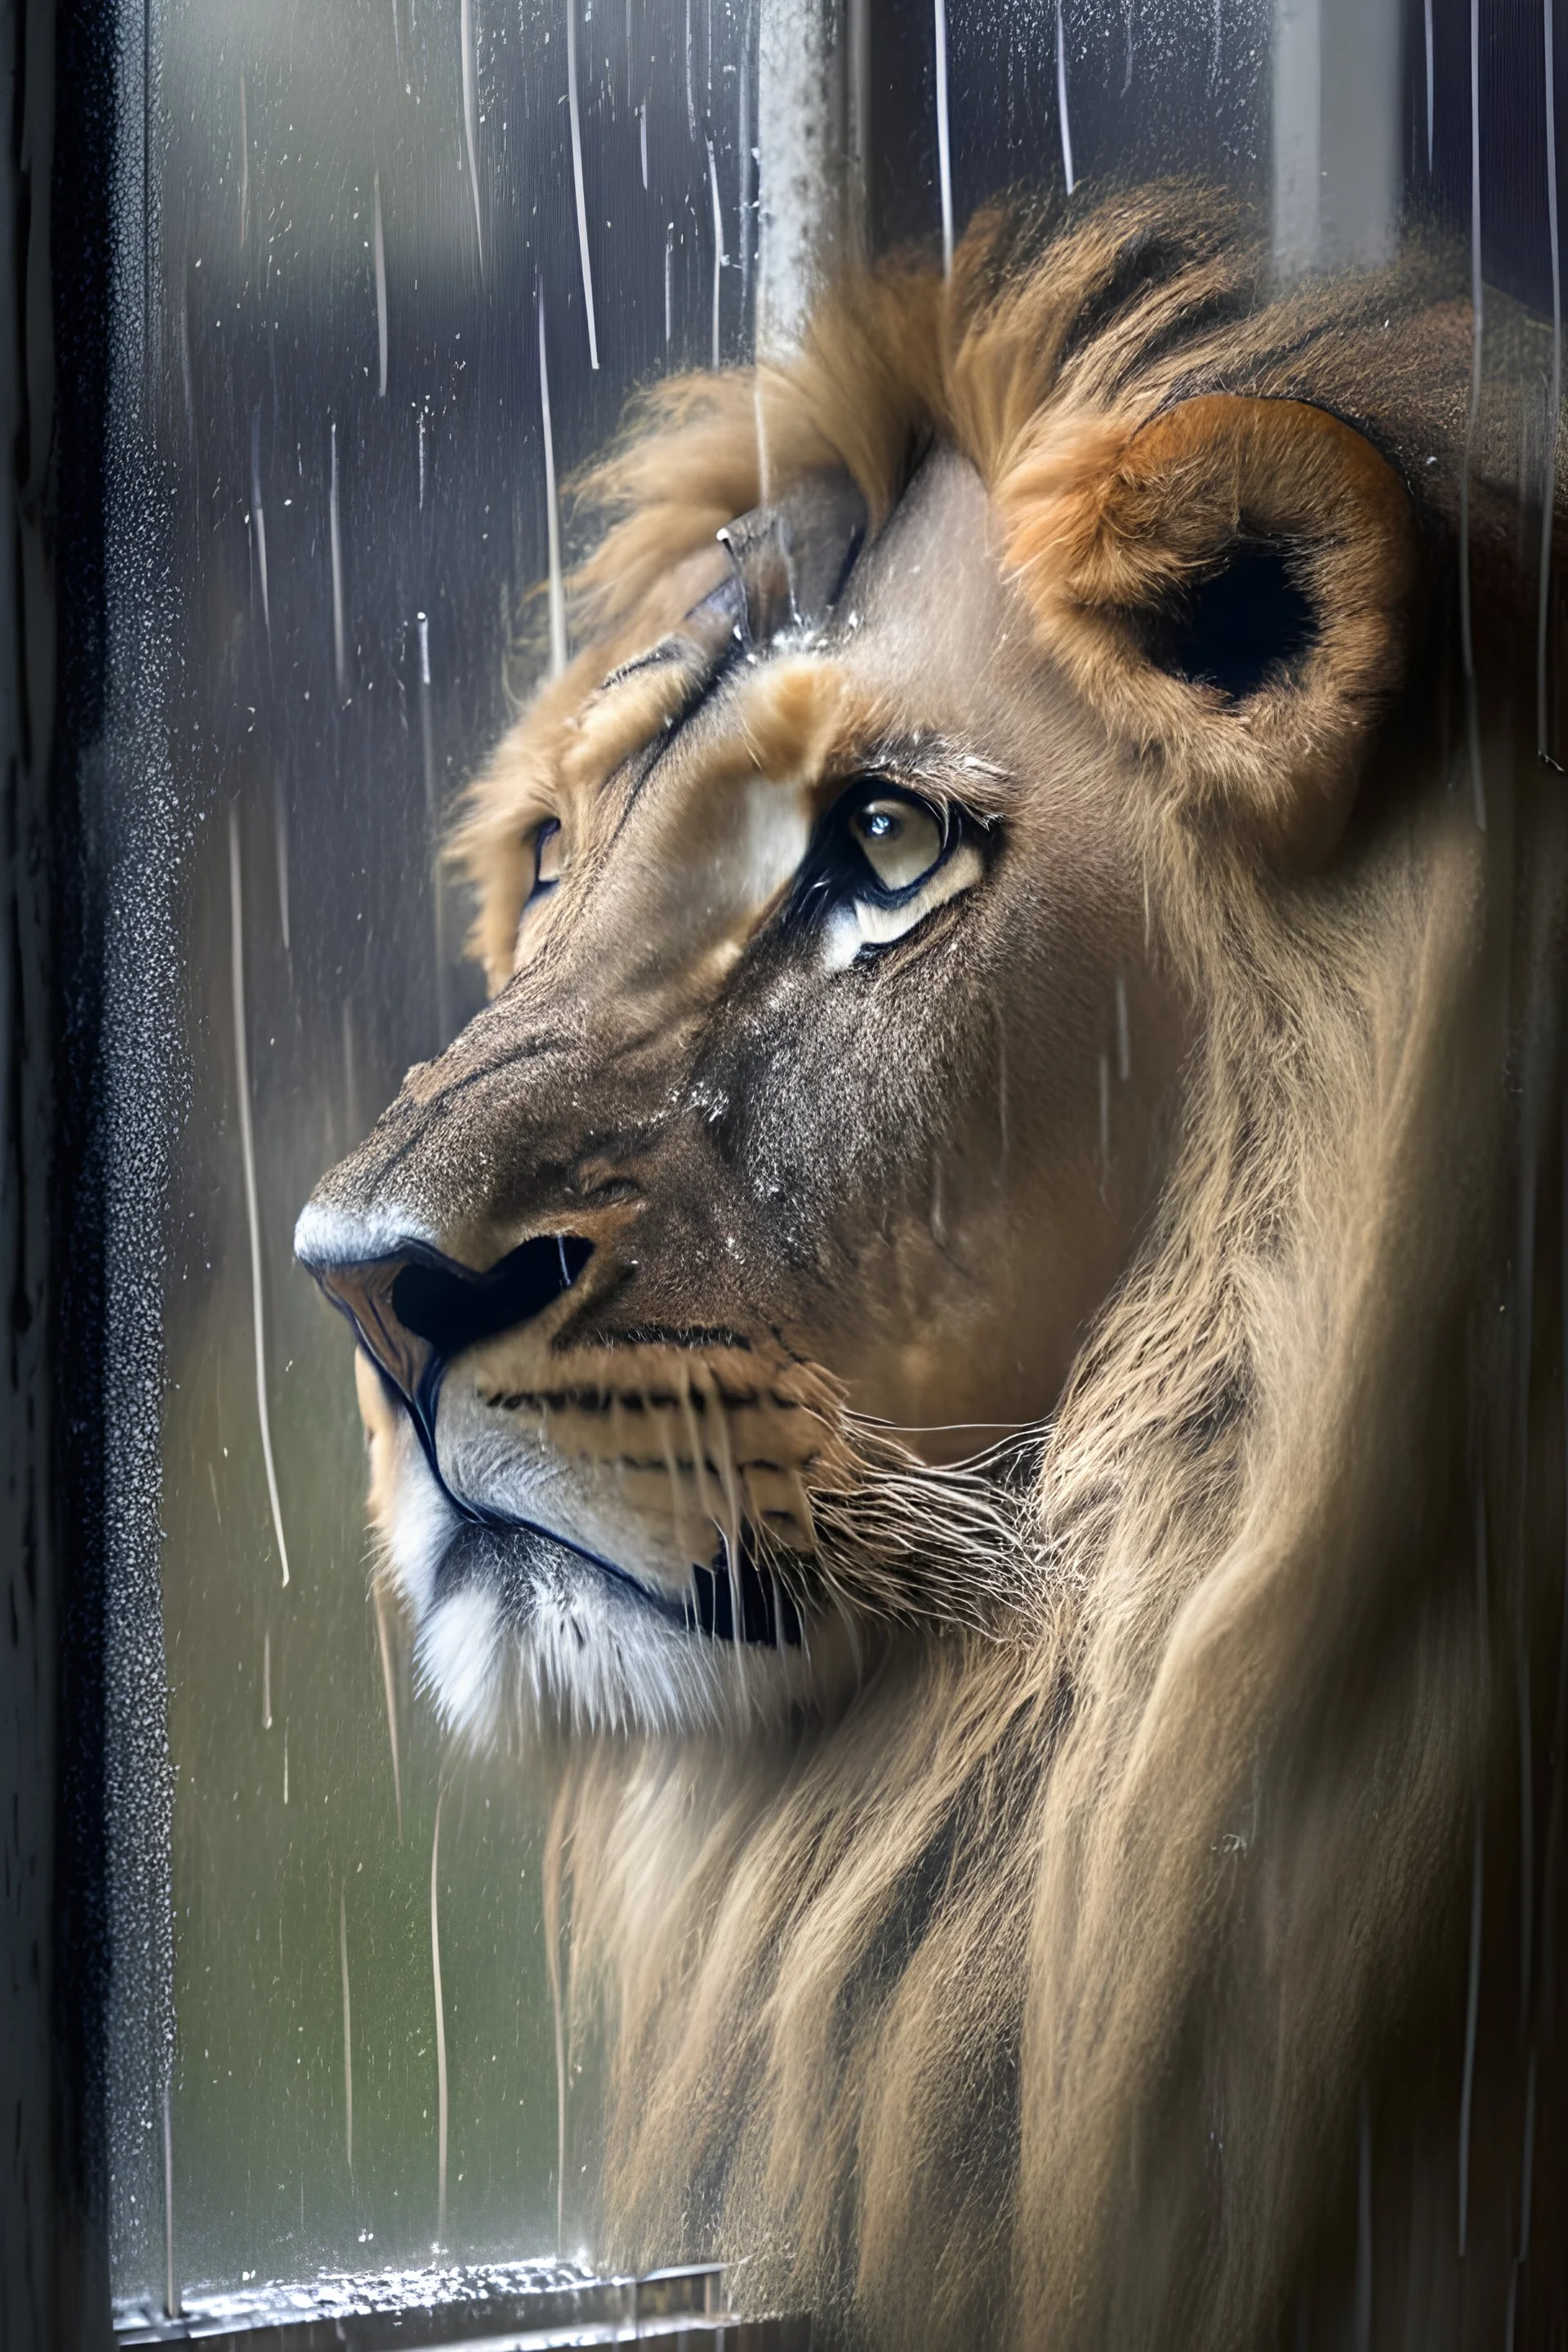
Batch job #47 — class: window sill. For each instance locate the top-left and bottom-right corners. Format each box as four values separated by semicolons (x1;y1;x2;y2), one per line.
112;2261;813;2350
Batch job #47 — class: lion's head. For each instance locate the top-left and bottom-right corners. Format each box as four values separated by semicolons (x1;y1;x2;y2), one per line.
298;189;1567;2348
300;189;1417;1739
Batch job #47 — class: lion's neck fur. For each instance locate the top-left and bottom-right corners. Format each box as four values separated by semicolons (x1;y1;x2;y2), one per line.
548;739;1567;2350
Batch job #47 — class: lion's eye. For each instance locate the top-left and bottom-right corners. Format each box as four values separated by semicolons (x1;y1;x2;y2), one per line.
786;771;987;968
531;817;565;895
847;795;945;895
514;819;567;968
798;781;985;971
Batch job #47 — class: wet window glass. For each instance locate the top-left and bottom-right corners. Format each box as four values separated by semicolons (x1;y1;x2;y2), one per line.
48;0;1568;2344
131;0;769;2303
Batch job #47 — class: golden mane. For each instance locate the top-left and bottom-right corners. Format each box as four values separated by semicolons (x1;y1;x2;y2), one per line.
456;185;1479;971
467;191;1568;2348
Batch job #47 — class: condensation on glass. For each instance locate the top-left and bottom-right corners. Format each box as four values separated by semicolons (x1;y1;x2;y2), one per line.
141;0;765;2298
96;0;1560;2313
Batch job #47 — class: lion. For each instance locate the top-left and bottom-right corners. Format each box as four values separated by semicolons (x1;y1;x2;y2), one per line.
296;188;1568;2349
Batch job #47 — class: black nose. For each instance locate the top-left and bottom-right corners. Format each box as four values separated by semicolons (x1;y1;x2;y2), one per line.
299;1227;593;1457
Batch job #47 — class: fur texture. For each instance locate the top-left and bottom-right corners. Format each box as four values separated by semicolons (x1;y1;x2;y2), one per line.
305;188;1568;2347
535;198;1566;2346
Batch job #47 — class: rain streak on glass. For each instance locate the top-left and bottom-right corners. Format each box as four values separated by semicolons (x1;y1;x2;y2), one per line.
145;0;768;2301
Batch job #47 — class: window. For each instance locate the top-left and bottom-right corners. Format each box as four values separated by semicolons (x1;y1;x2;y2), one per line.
7;1;1564;2346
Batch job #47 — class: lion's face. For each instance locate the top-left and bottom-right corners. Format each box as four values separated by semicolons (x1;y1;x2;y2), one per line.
295;264;1417;1737
293;194;1557;2352
296;446;1189;1733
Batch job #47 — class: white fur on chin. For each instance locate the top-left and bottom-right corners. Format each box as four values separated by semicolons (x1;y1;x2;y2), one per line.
380;1433;816;1743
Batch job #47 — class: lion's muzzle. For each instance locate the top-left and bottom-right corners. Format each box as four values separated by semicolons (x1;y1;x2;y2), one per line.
294;1191;831;1735
296;1214;595;1491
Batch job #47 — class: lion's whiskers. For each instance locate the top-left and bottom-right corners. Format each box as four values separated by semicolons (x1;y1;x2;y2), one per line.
786;1466;818;1555
477;1352;1029;1665
802;1416;1040;1639
653;1394;698;1567
609;1392;630;1493
707;1385;747;1571
679;1372;719;1531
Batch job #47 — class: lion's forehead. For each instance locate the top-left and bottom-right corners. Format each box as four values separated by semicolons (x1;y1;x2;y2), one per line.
479;452;1032;989
511;657;891;996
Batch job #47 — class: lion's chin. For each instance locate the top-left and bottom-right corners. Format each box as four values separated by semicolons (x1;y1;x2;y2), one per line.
376;1428;831;1742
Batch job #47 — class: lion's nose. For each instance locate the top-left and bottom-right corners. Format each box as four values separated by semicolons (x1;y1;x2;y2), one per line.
295;1204;593;1441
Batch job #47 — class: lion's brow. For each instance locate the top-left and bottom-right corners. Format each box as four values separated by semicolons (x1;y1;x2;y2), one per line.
854;733;1013;811
597;629;749;844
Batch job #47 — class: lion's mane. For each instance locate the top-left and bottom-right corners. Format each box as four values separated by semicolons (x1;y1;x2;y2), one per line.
517;192;1568;2350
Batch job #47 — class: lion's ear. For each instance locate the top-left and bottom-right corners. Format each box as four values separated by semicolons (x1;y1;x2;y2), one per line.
1005;394;1416;866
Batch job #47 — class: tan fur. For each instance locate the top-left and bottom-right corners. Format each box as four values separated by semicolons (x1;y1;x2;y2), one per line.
1006;393;1415;862
457;189;1467;966
303;187;1568;2346
469;198;1568;2346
